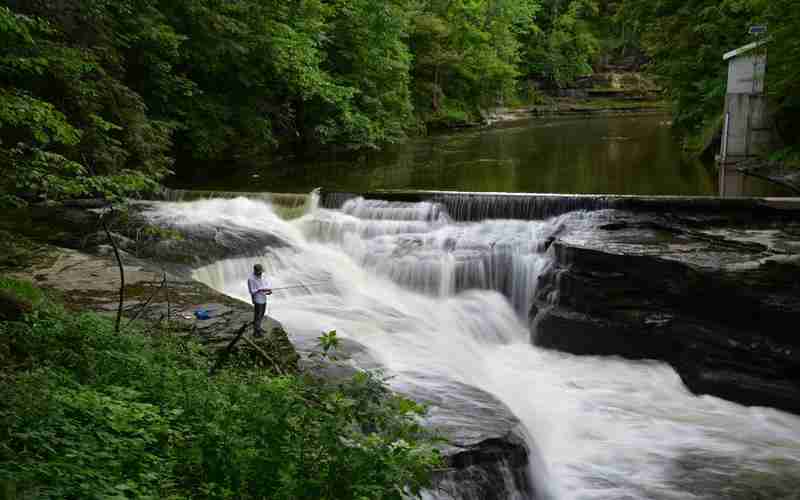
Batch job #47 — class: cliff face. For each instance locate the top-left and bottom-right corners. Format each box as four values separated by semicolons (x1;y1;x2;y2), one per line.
532;212;800;414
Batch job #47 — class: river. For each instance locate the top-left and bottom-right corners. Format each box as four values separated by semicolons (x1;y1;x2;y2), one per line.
173;113;791;197
156;113;800;499
142;194;800;500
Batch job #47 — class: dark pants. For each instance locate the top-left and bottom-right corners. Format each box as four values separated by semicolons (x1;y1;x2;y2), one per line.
253;302;266;334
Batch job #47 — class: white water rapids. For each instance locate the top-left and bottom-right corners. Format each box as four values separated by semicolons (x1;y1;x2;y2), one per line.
144;196;800;500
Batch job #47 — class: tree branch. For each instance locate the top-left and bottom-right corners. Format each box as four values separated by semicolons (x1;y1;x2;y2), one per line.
242;334;286;376
100;211;125;334
123;273;167;330
209;322;249;376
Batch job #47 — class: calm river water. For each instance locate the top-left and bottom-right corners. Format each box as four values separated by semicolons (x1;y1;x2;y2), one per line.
175;113;788;197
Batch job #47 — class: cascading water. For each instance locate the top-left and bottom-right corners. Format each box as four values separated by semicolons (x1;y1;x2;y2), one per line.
142;196;800;500
319;191;615;221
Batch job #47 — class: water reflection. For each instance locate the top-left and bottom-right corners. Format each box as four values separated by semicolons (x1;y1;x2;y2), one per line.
175;113;789;197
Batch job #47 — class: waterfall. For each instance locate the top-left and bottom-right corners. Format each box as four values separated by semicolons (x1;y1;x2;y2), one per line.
144;196;800;500
320;191;613;220
160;189;314;219
302;197;566;314
319;190;786;222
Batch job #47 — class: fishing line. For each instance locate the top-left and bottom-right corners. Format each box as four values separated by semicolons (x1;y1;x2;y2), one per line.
265;281;332;319
269;281;333;292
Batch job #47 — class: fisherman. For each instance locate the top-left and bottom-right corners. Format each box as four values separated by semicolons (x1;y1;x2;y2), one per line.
247;264;272;338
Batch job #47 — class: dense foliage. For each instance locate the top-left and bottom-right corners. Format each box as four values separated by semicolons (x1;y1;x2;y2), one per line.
0;278;441;499
0;3;174;204
618;0;800;154
0;0;612;203
410;0;539;124
522;0;600;87
4;0;796;201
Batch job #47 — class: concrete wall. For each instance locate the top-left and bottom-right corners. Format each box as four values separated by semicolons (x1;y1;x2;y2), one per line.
720;50;773;164
726;53;766;94
724;93;773;159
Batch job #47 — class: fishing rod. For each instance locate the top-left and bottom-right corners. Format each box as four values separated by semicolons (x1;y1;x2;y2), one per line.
264;281;332;318
268;281;333;292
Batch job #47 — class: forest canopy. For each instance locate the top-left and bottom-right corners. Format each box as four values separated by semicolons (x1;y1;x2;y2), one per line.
1;0;798;202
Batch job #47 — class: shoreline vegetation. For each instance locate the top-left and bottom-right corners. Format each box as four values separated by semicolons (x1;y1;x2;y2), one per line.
0;221;537;500
2;2;798;498
0;230;444;499
3;1;796;207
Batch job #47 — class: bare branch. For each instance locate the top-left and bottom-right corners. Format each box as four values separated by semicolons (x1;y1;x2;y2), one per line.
100;211;125;335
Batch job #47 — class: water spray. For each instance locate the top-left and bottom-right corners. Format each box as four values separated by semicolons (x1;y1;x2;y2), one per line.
266;281;333;318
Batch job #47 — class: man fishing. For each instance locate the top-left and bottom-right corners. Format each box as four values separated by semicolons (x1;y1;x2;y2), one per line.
247;264;272;338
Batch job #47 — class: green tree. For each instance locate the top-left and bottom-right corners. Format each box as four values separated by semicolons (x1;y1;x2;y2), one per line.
315;0;416;147
1;3;175;204
620;0;759;132
411;0;539;126
522;0;600;87
3;0;666;197
755;0;800;148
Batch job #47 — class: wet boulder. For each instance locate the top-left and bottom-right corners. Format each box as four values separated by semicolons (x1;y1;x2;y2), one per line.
298;337;545;499
532;212;800;415
399;376;548;500
114;203;291;268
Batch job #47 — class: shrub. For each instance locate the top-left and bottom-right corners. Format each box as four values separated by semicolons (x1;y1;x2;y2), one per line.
0;278;440;499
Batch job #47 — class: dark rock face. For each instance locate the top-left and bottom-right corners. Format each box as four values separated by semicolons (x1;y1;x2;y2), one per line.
532;212;800;414
3;202;289;270
300;338;543;499
399;377;545;500
736;160;800;195
432;441;533;500
300;339;544;499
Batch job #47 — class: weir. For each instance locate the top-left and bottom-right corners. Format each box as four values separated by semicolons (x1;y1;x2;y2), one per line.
162;189;314;219
320;189;800;221
139;194;800;500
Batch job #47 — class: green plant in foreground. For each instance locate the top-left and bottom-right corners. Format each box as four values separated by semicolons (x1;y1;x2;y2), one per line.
0;278;441;499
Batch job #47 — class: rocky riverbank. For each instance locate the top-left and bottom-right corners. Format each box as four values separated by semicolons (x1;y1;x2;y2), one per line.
482;98;667;126
532;210;800;414
2;205;541;499
736;160;800;195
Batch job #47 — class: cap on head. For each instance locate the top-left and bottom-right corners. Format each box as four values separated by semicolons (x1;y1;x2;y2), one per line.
254;264;264;275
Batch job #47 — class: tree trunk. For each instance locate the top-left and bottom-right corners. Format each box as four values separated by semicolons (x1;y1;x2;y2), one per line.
101;214;125;334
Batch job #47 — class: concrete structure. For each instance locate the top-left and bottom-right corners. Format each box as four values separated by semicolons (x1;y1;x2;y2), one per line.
719;40;774;165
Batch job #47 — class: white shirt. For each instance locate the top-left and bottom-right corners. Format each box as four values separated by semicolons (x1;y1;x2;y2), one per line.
247;274;270;304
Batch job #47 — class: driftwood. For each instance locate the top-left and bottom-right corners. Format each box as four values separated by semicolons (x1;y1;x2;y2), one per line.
123;273;168;330
208;323;289;376
208;322;249;376
241;334;286;376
